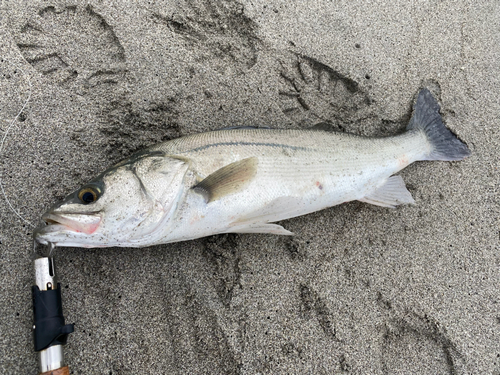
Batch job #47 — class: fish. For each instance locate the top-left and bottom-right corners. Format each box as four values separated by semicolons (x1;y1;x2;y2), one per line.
34;89;470;248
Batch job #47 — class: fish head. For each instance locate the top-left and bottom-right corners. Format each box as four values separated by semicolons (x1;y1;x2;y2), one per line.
34;151;190;248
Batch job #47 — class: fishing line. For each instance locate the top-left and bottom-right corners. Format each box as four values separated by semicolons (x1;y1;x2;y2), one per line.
0;63;35;228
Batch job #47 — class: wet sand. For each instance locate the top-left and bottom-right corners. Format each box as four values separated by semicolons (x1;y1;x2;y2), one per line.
0;1;498;373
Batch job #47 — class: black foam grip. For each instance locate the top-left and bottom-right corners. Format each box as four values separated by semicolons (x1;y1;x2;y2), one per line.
32;284;74;352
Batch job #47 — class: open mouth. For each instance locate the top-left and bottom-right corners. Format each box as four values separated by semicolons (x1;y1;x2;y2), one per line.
41;212;102;235
43;218;60;225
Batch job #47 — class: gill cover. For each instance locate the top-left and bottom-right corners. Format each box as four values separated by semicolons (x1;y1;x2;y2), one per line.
122;154;190;243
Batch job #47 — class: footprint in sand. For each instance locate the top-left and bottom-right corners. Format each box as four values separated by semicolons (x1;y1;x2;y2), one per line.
299;283;340;342
380;308;467;374
277;53;375;129
16;5;127;95
151;0;260;75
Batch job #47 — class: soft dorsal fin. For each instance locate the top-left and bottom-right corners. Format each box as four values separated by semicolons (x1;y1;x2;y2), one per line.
215;125;272;131
193;157;258;203
310;122;340;132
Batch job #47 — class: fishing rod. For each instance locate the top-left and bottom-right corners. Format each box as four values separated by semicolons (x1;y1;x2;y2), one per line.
32;254;74;375
0;60;73;374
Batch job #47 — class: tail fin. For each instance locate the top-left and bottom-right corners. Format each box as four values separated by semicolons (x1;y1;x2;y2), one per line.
407;89;470;161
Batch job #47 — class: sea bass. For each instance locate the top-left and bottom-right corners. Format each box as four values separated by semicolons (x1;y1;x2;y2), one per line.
34;89;470;248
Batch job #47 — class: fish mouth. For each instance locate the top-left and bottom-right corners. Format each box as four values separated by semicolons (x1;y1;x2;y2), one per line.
39;212;102;235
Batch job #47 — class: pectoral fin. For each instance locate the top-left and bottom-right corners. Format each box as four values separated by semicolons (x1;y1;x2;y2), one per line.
359;175;415;208
193;157;258;203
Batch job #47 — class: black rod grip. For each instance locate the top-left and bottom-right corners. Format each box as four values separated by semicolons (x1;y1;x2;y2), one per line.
32;283;74;352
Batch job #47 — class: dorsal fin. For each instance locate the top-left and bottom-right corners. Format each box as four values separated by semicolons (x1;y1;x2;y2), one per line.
310;122;340;132
193;157;258;203
215;125;272;131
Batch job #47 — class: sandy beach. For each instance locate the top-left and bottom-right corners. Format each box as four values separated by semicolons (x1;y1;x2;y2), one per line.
1;1;498;373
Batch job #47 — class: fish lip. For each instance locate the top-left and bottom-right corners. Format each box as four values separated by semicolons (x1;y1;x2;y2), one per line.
34;223;70;241
41;210;101;218
40;211;102;235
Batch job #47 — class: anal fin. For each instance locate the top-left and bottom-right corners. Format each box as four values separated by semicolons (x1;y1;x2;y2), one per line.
224;223;294;235
359;175;415;208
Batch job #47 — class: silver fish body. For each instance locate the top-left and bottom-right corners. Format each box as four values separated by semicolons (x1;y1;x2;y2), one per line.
34;89;470;248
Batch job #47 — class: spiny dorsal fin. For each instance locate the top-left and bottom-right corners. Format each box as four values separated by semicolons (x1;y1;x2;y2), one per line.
310;122;340;132
193;157;258;203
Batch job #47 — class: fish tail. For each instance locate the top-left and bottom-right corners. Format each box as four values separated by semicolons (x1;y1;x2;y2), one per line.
407;89;470;161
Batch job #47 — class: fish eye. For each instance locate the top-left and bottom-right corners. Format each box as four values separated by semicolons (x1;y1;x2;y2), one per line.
78;187;99;204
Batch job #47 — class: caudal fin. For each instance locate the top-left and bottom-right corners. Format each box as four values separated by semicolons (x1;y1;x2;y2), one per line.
407;89;470;161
